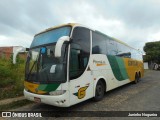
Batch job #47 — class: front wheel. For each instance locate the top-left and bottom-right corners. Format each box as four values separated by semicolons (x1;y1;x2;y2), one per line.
93;80;105;101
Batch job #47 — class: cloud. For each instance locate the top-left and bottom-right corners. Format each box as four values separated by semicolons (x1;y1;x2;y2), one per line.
89;0;160;28
148;31;160;42
0;0;160;52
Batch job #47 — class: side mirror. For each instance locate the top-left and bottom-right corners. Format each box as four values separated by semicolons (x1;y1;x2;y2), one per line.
55;36;70;57
13;47;29;64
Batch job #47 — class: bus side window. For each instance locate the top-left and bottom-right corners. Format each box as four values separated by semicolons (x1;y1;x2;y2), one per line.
92;46;100;54
106;39;117;55
92;31;106;54
70;49;80;78
70;49;88;79
69;27;90;80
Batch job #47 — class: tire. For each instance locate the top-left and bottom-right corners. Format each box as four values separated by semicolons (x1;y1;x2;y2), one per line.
134;73;139;84
93;80;105;101
138;72;141;81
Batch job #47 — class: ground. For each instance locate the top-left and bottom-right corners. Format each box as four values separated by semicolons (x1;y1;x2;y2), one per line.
2;70;160;120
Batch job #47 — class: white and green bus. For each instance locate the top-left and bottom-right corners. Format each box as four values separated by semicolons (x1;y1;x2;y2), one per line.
24;23;144;107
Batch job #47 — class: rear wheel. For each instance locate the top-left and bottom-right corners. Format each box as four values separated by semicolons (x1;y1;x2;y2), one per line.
94;80;105;101
134;73;139;84
139;72;141;81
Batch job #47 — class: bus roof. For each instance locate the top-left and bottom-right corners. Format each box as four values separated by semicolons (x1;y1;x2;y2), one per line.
35;23;79;36
35;23;140;52
111;37;139;51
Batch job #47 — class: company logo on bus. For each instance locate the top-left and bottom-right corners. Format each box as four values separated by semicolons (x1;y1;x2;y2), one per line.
93;60;106;66
128;60;138;66
73;86;88;99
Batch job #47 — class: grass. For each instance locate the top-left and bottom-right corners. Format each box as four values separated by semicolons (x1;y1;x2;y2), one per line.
0;99;33;111
0;56;25;100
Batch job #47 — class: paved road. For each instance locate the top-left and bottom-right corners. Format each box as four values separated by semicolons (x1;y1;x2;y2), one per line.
5;70;160;120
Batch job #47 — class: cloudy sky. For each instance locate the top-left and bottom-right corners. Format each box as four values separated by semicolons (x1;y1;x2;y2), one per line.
0;0;160;52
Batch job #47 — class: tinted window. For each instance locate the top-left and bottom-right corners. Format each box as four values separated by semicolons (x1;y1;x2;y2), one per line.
116;42;131;58
31;26;71;48
92;31;134;58
131;49;142;60
106;39;117;55
92;32;106;54
69;27;90;79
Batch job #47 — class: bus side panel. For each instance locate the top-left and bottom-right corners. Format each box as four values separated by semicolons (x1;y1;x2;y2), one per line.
69;65;94;106
90;54;117;91
139;61;144;77
123;58;144;81
123;58;136;81
107;55;131;87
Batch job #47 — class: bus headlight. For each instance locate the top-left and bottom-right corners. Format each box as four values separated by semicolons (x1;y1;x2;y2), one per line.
49;90;66;96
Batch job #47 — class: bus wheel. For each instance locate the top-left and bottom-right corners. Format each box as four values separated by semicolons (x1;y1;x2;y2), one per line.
139;72;141;81
134;73;139;84
94;80;105;101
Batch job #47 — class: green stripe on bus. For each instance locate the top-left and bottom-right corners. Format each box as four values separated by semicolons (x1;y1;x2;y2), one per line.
38;84;60;92
107;55;123;80
107;55;128;81
115;57;129;80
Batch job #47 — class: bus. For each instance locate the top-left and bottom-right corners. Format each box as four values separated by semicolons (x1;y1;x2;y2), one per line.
23;23;144;107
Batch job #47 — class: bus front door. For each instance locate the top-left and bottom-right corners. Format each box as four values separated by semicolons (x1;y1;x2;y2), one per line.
69;49;93;106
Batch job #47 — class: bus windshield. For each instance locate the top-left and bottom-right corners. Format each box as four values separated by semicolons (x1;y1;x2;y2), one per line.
31;26;71;48
25;26;71;83
25;44;68;83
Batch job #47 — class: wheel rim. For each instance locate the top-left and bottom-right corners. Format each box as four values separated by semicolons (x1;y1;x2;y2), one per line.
96;83;104;97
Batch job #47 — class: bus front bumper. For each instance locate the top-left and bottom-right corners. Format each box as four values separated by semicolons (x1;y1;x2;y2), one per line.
24;89;70;107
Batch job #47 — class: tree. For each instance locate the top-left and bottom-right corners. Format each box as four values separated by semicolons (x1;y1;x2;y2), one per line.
143;41;160;63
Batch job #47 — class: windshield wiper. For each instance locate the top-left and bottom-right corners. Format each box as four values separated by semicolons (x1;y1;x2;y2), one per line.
27;60;37;80
27;48;43;81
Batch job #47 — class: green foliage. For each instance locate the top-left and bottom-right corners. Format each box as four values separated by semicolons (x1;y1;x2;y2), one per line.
0;57;25;100
143;41;160;63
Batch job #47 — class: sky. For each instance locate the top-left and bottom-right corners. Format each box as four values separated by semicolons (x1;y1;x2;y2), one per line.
0;0;160;52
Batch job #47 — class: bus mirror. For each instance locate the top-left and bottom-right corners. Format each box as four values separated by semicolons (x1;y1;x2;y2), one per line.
13;47;29;64
55;36;70;57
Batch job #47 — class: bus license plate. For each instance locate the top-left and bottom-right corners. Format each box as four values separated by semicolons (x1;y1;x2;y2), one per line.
34;97;41;103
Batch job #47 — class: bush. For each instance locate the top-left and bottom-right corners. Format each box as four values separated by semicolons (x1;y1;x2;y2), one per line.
0;57;25;100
